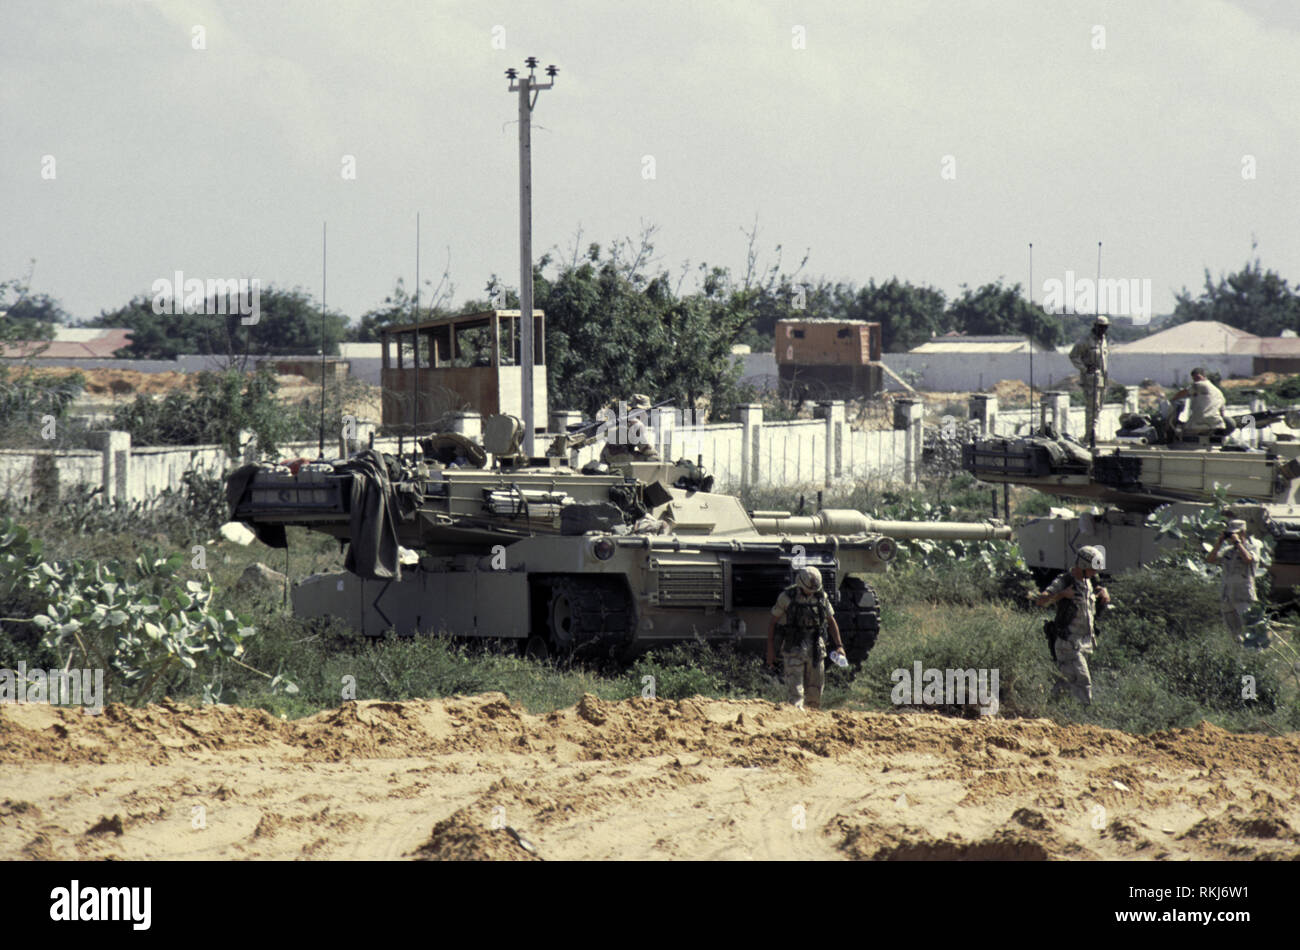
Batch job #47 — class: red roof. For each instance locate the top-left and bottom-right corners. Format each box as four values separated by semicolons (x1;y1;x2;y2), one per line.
0;328;133;359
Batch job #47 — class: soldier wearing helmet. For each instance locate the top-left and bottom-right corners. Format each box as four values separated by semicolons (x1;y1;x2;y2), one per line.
766;565;845;710
600;393;661;467
1033;544;1111;704
1068;316;1110;448
1206;517;1261;644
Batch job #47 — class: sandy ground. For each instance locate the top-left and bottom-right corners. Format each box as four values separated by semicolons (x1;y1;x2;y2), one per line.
2;694;1299;861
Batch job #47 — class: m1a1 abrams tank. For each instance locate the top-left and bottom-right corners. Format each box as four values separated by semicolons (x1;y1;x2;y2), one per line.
962;406;1300;598
227;416;1011;661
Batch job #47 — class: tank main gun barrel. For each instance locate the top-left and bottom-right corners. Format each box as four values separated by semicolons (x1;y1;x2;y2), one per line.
749;508;1012;540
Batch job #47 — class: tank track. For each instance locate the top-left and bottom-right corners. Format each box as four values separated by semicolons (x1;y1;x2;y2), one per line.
546;576;634;658
837;578;881;663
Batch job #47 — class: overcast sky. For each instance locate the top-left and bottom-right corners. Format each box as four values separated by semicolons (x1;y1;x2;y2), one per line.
3;0;1298;325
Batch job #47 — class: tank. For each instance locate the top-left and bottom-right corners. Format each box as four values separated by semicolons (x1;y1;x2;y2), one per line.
227;418;1011;662
962;406;1300;595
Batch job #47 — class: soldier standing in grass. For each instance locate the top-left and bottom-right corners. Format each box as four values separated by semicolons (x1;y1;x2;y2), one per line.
766;566;845;710
1206;518;1261;644
1034;545;1111;705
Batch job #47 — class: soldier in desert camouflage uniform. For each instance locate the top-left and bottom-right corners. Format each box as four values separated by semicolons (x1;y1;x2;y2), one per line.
766;567;845;710
1206;518;1262;644
1034;545;1111;704
1069;316;1109;448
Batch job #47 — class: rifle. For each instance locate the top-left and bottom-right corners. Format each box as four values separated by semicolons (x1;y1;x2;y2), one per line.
1043;580;1081;661
561;398;675;448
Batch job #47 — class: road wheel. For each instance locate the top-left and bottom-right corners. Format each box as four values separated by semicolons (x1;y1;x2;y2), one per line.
547;582;578;654
522;635;550;662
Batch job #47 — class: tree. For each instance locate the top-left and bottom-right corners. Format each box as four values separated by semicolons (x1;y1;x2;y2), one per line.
110;367;303;456
347;265;457;342
946;282;1063;349
483;231;757;419
847;279;948;352
1169;259;1300;337
0;271;58;347
91;287;346;359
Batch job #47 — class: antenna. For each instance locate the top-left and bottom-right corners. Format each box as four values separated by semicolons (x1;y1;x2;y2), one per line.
319;222;327;459
1096;241;1102;318
412;212;420;443
1028;242;1035;432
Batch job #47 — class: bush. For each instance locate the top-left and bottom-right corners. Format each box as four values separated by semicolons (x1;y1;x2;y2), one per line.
111;367;301;455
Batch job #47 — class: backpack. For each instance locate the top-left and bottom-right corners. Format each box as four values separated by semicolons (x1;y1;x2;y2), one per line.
776;585;829;656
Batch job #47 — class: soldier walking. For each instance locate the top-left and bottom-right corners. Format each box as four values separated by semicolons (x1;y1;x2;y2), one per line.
1034;545;1111;705
1206;518;1261;644
766;567;845;710
1069;316;1110;448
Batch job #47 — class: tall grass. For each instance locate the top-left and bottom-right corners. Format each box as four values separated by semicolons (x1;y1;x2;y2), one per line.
2;480;1296;734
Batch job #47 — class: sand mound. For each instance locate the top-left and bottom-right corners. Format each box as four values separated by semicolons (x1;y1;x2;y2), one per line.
2;694;1298;860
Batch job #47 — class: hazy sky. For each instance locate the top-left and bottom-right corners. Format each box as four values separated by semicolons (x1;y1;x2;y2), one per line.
3;0;1298;324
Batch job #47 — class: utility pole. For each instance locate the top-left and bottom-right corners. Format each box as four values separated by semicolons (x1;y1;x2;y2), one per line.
506;56;558;458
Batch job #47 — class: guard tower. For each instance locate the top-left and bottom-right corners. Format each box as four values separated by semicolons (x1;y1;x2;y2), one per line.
775;319;884;400
379;309;547;434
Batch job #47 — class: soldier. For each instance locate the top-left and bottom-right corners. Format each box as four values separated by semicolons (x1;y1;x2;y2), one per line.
1069;316;1110;448
1172;368;1229;437
1206;518;1262;644
766;566;845;710
600;393;660;466
1034;545;1111;705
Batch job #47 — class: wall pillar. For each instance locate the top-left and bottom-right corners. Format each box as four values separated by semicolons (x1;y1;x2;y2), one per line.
893;398;923;484
817;400;846;486
969;393;998;436
238;429;258;465
87;430;131;504
447;411;482;441
736;403;764;489
1041;391;1070;436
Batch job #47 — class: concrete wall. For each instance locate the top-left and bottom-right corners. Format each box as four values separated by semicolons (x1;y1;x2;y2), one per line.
0;401;924;506
881;352;1257;391
1;353;384;385
577;401;915;490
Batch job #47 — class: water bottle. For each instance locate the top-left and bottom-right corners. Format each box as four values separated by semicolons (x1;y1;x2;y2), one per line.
829;649;849;668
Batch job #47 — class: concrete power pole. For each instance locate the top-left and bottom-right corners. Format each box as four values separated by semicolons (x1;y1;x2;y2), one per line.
506;57;558;457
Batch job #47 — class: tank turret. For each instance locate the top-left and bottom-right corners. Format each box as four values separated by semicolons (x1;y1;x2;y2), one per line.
962;415;1300;595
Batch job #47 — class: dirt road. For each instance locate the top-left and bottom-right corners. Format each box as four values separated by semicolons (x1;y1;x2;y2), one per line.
2;694;1298;860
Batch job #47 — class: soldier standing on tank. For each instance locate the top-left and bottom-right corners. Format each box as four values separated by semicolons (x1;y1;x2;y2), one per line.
766;566;845;710
1206;518;1262;645
1034;545;1111;705
1069;316;1110;449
